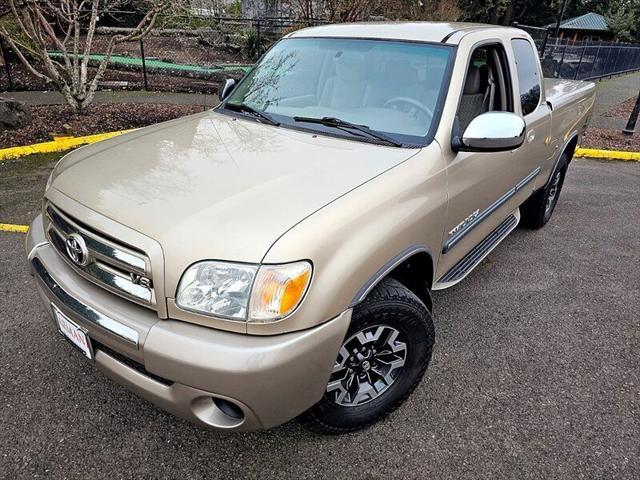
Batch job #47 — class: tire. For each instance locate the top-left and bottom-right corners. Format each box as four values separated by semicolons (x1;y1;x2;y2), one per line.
520;153;568;229
306;278;435;434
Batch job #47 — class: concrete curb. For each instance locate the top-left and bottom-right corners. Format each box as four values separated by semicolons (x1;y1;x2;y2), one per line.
0;129;133;162
575;147;640;161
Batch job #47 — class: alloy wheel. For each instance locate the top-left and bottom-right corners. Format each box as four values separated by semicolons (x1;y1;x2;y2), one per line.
326;325;407;407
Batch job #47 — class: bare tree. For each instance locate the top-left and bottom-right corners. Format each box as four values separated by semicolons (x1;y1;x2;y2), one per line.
0;0;183;113
289;0;314;24
324;0;381;22
288;0;382;23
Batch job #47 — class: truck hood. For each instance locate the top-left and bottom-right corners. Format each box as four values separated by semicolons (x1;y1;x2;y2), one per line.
50;111;418;264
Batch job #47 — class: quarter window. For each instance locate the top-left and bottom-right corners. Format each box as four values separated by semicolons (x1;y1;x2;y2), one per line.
511;39;540;115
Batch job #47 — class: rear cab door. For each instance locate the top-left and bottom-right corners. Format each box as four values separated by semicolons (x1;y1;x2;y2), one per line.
507;35;555;199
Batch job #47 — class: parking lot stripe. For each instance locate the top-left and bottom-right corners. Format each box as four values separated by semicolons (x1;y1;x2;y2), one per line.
0;129;134;162
0;223;29;233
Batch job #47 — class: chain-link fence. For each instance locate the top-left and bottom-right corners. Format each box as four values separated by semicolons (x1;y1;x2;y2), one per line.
540;40;640;80
515;23;640;81
1;18;639;93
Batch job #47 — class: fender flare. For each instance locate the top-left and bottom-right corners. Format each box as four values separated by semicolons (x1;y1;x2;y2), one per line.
544;133;579;189
349;244;434;312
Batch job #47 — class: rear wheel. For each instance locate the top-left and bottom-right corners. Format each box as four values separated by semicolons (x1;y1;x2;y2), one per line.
521;153;568;229
306;278;434;434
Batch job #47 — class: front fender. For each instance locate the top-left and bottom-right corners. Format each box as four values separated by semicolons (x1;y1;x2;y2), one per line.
253;145;447;335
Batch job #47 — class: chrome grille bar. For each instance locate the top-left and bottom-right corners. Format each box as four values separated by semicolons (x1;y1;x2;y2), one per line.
46;206;147;274
45;203;155;309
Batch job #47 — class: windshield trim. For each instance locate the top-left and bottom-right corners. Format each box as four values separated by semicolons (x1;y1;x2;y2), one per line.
216;37;457;148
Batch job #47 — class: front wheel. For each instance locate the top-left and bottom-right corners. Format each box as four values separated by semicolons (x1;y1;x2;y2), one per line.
306;278;435;434
521;154;568;229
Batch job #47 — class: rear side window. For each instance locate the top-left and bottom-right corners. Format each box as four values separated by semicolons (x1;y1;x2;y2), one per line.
511;39;540;115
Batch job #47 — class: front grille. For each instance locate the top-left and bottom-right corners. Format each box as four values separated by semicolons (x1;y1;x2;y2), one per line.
45;203;156;309
92;340;173;386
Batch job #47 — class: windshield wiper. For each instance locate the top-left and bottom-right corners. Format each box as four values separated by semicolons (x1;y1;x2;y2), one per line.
224;102;280;126
293;116;403;147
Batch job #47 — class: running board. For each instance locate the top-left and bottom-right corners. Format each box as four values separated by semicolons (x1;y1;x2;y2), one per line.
433;210;520;290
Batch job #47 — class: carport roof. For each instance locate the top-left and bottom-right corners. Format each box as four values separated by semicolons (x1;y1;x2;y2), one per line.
548;12;609;31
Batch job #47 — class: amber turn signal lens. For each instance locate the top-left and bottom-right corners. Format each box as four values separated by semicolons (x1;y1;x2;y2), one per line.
249;261;312;322
279;269;311;314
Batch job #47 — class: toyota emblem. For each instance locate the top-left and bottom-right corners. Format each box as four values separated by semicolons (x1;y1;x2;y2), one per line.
65;233;89;267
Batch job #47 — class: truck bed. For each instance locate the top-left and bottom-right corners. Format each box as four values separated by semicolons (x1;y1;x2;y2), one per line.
544;78;596;162
544;78;595;112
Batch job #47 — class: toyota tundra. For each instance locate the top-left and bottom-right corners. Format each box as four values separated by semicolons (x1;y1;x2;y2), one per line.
26;22;595;433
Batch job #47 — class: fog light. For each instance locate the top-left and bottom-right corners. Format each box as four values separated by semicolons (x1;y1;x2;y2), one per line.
213;398;244;419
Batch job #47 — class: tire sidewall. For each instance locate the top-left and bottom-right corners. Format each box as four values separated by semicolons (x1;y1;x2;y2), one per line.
542;156;568;223
309;285;434;431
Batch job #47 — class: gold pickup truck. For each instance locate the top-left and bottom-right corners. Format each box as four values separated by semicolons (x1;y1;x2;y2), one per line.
26;22;595;433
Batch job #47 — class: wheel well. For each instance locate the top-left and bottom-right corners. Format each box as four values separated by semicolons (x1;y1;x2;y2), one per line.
386;252;433;312
564;135;579;163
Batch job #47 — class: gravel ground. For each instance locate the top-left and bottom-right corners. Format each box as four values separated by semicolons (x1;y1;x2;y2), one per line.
580;127;640;152
0;103;203;149
0;157;638;479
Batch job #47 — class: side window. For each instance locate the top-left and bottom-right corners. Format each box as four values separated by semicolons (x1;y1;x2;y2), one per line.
511;39;541;116
456;43;512;132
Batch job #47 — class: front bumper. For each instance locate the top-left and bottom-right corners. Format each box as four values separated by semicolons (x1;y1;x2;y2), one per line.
26;214;351;431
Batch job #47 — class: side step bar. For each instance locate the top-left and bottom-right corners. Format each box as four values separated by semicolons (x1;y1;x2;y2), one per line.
433;210;520;290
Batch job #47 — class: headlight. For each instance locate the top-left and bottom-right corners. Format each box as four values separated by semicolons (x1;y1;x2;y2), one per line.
176;262;257;320
176;260;312;322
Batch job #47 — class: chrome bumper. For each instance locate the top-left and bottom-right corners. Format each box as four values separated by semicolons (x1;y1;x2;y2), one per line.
27;214;351;431
31;257;139;346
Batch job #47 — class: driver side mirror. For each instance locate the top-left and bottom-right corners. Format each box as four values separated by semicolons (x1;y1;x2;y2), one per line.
219;78;236;102
452;112;526;152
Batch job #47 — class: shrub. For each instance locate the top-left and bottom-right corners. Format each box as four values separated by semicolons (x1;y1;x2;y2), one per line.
243;26;261;60
226;0;242;17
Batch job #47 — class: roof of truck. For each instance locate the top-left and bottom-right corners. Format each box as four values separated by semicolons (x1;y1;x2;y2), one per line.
288;21;506;44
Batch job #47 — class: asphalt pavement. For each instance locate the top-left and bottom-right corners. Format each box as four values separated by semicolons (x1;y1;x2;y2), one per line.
0;157;638;479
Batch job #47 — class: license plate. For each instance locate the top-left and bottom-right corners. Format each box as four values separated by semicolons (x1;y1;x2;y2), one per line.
53;305;93;360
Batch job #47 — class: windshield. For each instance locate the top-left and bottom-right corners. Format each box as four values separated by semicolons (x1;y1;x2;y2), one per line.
225;37;453;145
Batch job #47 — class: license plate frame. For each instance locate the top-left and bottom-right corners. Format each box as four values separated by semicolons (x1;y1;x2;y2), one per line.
52;305;93;361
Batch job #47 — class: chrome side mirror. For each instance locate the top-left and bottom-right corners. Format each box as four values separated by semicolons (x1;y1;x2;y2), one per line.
453;112;526;152
219;78;236;102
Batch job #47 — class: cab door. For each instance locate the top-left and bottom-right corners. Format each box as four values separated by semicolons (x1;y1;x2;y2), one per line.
436;41;525;279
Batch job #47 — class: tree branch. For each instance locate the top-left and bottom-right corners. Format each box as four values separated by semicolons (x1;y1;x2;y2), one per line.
0;25;51;82
80;0;99;88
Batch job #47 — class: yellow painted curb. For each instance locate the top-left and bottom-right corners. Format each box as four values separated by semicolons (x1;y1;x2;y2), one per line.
0;129;134;162
575;147;640;161
0;223;29;233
